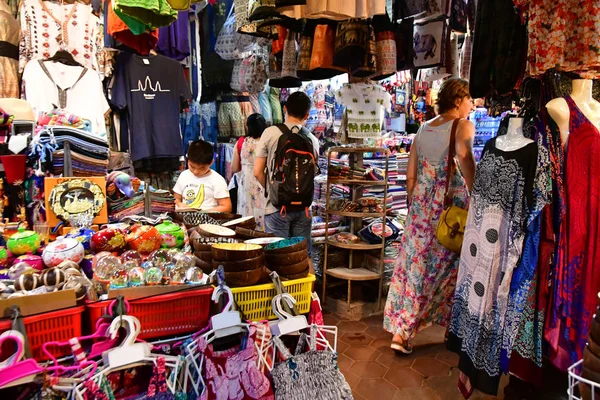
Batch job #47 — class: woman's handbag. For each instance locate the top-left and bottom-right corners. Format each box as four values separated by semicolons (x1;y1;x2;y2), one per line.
436;118;468;253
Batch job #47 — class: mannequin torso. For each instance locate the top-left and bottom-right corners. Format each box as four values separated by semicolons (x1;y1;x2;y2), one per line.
495;117;534;152
546;79;600;147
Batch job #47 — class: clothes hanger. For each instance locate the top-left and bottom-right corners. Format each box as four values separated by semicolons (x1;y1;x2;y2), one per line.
46;41;81;67
41;321;113;366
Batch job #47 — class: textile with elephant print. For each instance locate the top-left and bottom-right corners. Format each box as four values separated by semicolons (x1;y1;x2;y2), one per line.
336;83;391;139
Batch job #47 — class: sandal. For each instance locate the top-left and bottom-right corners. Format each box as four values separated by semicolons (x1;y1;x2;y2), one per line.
391;339;413;355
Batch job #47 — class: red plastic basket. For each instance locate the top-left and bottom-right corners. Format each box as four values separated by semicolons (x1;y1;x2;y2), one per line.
0;306;84;361
85;287;213;340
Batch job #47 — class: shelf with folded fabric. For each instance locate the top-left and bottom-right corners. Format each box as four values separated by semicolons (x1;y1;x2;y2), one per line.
325;239;384;250
326;267;381;281
327;179;387;186
327;210;384;218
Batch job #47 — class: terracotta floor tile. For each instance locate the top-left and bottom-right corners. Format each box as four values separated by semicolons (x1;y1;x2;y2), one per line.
411;343;446;358
340;332;374;346
363;315;384;327
352;390;368;400
377;349;416;368
370;338;392;352
337;340;350;354
337;353;354;371
424;367;464;400
385;366;424;388
412;325;447;346
344;345;381;361
323;314;340;326
337;320;368;333
350;360;389;379
355;379;399;400
365;325;393;340
412;358;451;378
436;349;459;367
392;387;442;400
342;370;361;389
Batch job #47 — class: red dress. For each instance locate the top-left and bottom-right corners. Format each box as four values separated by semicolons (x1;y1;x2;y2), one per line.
546;96;600;370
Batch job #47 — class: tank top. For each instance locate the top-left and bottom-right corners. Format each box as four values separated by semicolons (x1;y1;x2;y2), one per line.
416;119;454;165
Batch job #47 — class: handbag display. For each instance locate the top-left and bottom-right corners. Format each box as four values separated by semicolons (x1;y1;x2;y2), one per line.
230;52;269;93
216;4;261;60
436;118;468;253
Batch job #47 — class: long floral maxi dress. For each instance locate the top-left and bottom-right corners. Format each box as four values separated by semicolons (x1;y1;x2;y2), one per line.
237;137;266;230
384;122;469;341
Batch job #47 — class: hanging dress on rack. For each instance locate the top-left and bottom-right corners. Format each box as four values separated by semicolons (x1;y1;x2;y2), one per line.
0;0;19;98
447;137;538;396
546;96;600;371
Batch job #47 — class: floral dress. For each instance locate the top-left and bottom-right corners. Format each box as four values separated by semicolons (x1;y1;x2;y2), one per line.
383;121;469;341
237;137;266;231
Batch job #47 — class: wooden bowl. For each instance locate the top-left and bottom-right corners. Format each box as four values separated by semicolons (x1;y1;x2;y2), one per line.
265;249;308;266
208;212;241;221
264;237;308;255
212;254;264;272
271;257;309;275
235;227;275;240
224;267;263;287
194;256;213;274
589;336;600;358
194;251;213;263
282;267;309;280
194;243;213;252
198;224;236;239
245;237;285;247
211;243;264;261
590;320;600;346
191;235;237;252
222;216;257;230
584;346;600;374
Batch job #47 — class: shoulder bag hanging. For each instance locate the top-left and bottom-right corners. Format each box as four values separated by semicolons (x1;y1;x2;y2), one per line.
436;118;468;253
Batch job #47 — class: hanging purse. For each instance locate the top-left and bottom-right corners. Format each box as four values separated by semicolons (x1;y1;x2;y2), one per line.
231;52;269;93
436;118;468;253
216;4;258;60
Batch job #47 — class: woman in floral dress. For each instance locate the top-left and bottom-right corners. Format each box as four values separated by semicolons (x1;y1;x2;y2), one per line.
232;114;268;230
384;79;476;353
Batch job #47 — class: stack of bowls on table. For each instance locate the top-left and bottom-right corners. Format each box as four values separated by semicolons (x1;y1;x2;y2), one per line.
581;296;600;400
222;216;257;231
235;227;275;241
211;243;264;287
263;237;309;280
190;227;238;274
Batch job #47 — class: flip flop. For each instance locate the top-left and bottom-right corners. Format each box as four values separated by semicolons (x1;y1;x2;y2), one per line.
391;340;413;355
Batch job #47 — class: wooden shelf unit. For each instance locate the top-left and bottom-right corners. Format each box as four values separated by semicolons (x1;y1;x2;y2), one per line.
322;146;390;310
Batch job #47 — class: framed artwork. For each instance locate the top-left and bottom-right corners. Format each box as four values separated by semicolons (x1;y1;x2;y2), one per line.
413;18;447;69
396;88;407;105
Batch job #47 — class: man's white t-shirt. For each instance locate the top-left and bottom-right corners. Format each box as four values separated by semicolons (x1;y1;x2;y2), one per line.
173;170;230;210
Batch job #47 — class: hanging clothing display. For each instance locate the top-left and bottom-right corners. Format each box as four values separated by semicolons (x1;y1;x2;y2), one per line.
107;0;159;55
547;96;600;371
514;0;600;79
111;52;191;163
384;120;469;342
23;60;110;135
112;0;177;34
19;0;107;77
0;0;19;98
447;137;538;396
157;10;190;61
278;0;387;20
468;0;527;98
335;83;391;139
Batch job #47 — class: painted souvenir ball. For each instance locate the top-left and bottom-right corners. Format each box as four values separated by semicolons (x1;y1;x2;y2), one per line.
168;264;187;284
147;249;172;270
90;228;127;254
110;264;128;289
0;247;8;268
121;250;143;266
141;260;155;270
92;251;112;270
185;266;203;283
15;273;40;291
8;262;36;280
80;254;94;279
94;255;123;282
127;265;146;287
7;227;41;256
65;227;95;252
41;267;66;288
145;266;163;285
174;253;195;271
126;225;162;255
155;221;185;248
42;238;85;268
15;254;44;272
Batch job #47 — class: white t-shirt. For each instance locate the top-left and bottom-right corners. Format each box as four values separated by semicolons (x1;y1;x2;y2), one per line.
23;61;109;135
336;83;392;139
173;170;230;210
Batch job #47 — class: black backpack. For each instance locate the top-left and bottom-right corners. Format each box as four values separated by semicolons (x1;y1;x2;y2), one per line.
270;124;316;211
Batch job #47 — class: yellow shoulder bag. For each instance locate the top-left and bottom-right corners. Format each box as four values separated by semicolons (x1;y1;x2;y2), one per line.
436;118;468;253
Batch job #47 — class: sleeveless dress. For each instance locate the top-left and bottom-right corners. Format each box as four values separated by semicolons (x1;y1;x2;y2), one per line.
236;137;266;231
546;96;600;371
383;120;469;340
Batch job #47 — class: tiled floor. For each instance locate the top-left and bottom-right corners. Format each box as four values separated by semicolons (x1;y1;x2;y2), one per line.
329;312;569;400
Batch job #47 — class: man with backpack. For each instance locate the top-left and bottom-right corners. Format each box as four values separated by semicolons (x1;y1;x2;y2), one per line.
254;92;319;261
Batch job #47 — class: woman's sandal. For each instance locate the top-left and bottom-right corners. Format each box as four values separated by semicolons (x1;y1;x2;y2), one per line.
391;339;413;355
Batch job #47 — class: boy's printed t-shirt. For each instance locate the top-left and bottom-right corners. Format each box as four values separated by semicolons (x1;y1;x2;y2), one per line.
173;170;229;210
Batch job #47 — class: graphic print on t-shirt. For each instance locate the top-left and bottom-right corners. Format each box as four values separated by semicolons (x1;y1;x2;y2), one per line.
182;183;205;208
131;76;171;100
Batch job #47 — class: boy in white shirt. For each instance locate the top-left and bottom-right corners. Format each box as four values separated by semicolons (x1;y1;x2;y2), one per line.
173;140;232;212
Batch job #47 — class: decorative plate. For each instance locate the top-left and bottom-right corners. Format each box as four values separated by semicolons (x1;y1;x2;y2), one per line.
49;179;105;221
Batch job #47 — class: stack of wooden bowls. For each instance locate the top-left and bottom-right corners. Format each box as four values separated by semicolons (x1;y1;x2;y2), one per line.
211;243;264;287
264;237;309;280
235;227;275;241
222;216;257;231
580;297;600;399
190;229;238;274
